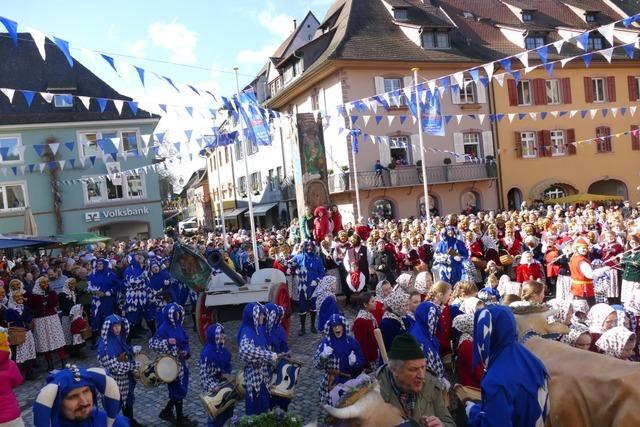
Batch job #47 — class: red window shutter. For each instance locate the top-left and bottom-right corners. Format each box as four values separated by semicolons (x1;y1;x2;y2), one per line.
584;77;593;103
536;130;546;157
507;80;518;106
631;125;640;151
566;129;576;155
515;132;522;158
561;78;572;104
533;79;546;105
543;130;552;157
628;76;638;101
606;76;616;102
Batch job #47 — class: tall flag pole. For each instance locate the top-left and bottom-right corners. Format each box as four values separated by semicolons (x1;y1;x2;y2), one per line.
347;119;362;221
413;67;431;226
233;67;259;272
213;145;229;250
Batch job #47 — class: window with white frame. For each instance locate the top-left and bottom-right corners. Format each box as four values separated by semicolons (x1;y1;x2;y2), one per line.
0;182;27;211
463;132;481;159
83;173;146;204
460;78;476;104
384;78;403;93
592;77;605;102
121;130;138;152
544;186;565;199
546;80;561;104
245;139;258;155
525;36;545;49
588;36;603;51
54;94;73;108
389;136;412;166
422;31;450;49
585;12;597;23
550;130;566;156
237;176;247;195
517;81;532;105
520;132;537;158
522;11;533;22
78;130;139;158
250;172;262;192
235;140;244;160
0;135;23;164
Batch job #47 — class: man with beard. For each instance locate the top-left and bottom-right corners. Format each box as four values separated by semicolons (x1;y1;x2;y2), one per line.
570;237;611;307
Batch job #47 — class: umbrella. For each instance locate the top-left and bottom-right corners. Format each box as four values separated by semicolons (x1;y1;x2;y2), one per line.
53;233;112;245
23;207;38;236
0;235;58;249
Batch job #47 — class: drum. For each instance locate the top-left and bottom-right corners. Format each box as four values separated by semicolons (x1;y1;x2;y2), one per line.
139;355;179;387
236;370;245;398
133;353;150;379
199;381;240;418
269;357;303;398
453;384;482;403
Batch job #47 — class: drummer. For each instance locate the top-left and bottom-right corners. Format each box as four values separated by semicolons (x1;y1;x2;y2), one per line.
198;323;234;427
97;314;143;427
149;303;196;426
265;303;291;411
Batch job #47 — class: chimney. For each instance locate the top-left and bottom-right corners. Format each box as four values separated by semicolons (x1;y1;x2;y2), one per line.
293;19;297;30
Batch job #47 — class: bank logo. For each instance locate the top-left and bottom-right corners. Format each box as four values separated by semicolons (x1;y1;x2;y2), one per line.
85;211;100;222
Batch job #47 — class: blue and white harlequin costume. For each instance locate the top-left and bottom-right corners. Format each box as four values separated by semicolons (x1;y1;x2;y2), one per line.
433;226;469;285
32;365;127;427
409;301;446;385
237;303;277;415
146;261;172;324
198;323;234;427
265;303;291;411
467;305;550;427
292;241;325;335
87;258;119;333
122;255;150;328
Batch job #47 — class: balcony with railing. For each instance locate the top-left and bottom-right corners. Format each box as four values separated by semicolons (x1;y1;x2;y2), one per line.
327;163;497;193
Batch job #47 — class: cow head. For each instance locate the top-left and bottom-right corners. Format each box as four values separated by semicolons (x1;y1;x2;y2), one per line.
323;384;404;427
512;304;570;338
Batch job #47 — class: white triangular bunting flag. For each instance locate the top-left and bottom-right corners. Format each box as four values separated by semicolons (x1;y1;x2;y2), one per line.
599;47;614;63
515;52;529;68
611;107;618;118
387;115;395;126
1;89;15;102
383;93;391;107
453;72;465;89
483;62;494;80
79;156;86;167
456;114;463;124
529;112;537;121
40;92;54;103
598;23;615;47
79;96;91;110
19;165;25;175
49;143;60;155
58;160;65;170
27;27;48;61
428;80;437;94
550;111;558;118
508;113;516;123
553;39;564;54
477;114;485;125
113;100;124;115
590;109;598;119
569;110;577;118
141;134;151;145
494;73;505;87
630;106;637;116
560;57;575;68
412;116;417;125
39;163;46;173
363;115;371;126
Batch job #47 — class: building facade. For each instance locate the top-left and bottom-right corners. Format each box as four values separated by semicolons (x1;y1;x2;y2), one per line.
0;35;162;240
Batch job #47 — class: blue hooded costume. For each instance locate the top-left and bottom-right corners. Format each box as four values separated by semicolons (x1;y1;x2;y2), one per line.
467;305;550;427
199;323;234;427
433;226;468;284
123;254;151;326
265;303;291;411
97;315;138;408
32;365;127;427
146;261;173;323
87;258;119;331
149;303;190;400
237;303;276;415
313;314;364;404
409;301;446;382
292;241;325;313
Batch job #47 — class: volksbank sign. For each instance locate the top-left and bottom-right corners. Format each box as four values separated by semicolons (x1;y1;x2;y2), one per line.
85;207;150;223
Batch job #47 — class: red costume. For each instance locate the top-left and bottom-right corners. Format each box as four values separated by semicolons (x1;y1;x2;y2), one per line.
70;317;89;335
436;304;453;357
569;254;595;298
354;224;371;241
313;206;330;243
456;339;484;388
353;313;378;371
515;261;544;283
331;211;343;234
372;300;385;325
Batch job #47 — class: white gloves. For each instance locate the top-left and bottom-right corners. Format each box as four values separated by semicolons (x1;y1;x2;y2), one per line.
454;256;462;262
321;345;334;358
465;401;476;417
348;351;357;366
164;280;170;286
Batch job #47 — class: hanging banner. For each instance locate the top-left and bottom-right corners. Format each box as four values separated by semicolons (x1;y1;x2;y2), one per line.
409;90;445;136
238;91;271;146
296;112;328;182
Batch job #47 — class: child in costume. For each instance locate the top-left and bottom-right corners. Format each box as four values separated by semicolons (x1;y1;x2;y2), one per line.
68;304;88;358
88;258;119;344
5;290;36;380
314;275;341;332
198;323;234;427
352;291;379;372
265;303;291;411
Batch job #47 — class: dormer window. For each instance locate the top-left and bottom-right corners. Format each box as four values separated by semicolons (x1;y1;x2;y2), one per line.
462;12;474;19
422;30;450;49
585;12;597;23
54;94;74;108
588;36;603;51
525;35;545;49
394;8;408;21
522;10;534;22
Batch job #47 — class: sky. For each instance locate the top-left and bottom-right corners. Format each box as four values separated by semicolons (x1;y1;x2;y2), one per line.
2;0;333;186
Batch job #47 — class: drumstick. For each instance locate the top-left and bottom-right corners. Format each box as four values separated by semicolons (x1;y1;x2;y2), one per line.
374;328;389;364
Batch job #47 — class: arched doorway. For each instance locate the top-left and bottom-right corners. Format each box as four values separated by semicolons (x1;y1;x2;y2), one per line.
588;179;628;198
460;190;481;213
507;188;523;211
371;199;395;220
418;194;439;218
543;185;566;200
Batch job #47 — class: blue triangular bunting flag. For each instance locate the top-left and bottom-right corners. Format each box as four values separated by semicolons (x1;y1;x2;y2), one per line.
479;76;489;87
511;70;521;84
536;45;548;64
602;109;608;118
64;141;75;151
110;152;117;161
28;164;35;173
559;111;568;117
185;106;193;116
127;101;138;115
623;43;635;59
575;32;590;50
0;17;18;46
0;147;9;160
375;115;383;125
89;156;96;166
444;115;452;124
580;110;588;118
582;53;593;68
187;85;200;95
350;115;359;125
135;66;145;86
185;130;193;140
399;115;407;124
159;104;167;113
540;112;547;120
499;58;512;72
155;132;165;143
544;63;554;77
163;76;180;92
22;90;35;107
623;15;640;27
440;76;450;93
469;68;480;83
518;113;526;120
68;159;75;168
621;107;627;116
52;37;73;67
496;114;505;122
101;54;118;72
11;166;17;175
33;144;45;157
97;98;108;112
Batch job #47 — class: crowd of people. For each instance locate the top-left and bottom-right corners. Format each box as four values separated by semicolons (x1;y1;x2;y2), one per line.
0;199;639;426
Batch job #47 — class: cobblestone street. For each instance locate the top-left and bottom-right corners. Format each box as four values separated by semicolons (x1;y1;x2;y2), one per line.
15;303;356;426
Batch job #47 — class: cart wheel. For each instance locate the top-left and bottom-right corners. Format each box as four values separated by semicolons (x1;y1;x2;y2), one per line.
271;282;291;337
196;292;217;345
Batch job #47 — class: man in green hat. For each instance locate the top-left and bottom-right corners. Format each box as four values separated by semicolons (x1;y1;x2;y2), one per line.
376;333;455;427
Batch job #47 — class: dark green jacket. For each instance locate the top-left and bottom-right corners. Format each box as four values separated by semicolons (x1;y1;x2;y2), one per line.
376;364;456;427
622;252;640;282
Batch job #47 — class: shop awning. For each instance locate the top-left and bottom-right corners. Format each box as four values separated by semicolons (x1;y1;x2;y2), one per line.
0;235;61;249
54;233;112;245
223;207;247;220
543;193;624;205
244;202;278;217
